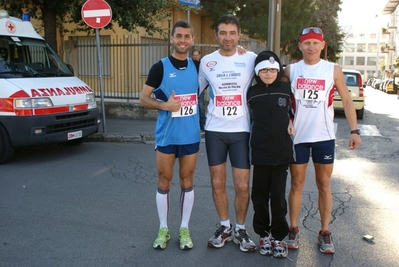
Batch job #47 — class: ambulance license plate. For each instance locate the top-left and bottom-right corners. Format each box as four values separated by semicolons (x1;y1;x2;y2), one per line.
68;130;82;140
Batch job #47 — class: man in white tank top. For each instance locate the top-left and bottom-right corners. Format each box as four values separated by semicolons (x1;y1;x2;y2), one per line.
282;27;361;254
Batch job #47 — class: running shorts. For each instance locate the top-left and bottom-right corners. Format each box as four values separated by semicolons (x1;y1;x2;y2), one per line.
205;131;250;169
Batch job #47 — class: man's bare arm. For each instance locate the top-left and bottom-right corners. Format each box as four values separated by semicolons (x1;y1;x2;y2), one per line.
139;84;181;112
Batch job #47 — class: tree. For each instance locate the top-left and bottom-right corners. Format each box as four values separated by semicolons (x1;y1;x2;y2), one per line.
0;0;71;51
0;0;173;50
393;57;399;71
0;0;344;61
282;0;344;62
200;0;316;59
308;0;344;62
200;0;314;44
200;0;344;62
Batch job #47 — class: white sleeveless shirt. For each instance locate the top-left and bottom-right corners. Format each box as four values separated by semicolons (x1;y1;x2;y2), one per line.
199;50;256;132
290;59;336;144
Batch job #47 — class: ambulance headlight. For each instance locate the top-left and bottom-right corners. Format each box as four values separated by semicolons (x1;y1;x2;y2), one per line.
15;98;53;108
86;93;97;108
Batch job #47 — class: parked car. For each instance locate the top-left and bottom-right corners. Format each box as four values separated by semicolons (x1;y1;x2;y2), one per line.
380;79;390;92
386;80;397;94
372;79;381;89
366;78;374;87
334;69;365;119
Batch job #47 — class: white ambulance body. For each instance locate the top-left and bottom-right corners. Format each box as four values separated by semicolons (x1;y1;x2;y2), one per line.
0;10;100;163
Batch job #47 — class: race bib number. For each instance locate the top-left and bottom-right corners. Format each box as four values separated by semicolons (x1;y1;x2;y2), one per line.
171;93;197;117
214;94;243;117
295;77;327;102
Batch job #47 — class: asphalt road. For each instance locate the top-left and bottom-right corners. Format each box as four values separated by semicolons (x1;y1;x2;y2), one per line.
1;86;398;267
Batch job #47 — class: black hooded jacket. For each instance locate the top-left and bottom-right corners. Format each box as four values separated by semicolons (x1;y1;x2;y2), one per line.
247;50;294;166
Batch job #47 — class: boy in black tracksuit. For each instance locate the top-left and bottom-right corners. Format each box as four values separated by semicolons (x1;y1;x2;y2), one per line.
247;50;295;258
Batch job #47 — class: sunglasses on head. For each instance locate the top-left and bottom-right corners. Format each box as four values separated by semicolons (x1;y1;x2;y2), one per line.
301;27;323;35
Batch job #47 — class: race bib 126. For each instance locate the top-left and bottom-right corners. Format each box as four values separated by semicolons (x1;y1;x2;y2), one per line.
171;93;197;117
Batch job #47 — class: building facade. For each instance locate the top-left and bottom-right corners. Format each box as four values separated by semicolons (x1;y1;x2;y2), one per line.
338;27;389;81
383;1;399;80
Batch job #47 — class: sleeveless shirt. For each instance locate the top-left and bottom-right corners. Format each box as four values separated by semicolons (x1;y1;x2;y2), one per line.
153;57;200;146
290;59;336;144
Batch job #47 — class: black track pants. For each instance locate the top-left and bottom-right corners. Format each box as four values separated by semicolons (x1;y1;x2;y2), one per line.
251;164;289;241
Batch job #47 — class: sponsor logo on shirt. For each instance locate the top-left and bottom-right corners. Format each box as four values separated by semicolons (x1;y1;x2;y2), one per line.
216;72;241;78
206;61;217;68
234;62;246;68
215;95;242;106
296;77;326;91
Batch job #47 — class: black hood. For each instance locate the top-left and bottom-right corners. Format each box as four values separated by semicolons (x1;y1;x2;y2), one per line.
254;50;284;87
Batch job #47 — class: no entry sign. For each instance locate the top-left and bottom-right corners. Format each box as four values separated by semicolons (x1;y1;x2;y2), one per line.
81;0;112;29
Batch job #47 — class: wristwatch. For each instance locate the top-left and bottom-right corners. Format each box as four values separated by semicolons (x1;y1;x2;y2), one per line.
350;129;360;135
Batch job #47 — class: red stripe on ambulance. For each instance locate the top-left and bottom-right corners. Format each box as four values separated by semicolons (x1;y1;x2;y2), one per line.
0;98;14;112
33;104;89;115
10;90;30;98
14;103;89;116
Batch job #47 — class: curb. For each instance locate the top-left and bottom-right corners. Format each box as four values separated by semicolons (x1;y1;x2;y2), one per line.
86;133;155;143
86;132;205;143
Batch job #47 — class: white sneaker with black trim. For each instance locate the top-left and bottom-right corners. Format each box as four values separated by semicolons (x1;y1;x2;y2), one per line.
233;229;256;252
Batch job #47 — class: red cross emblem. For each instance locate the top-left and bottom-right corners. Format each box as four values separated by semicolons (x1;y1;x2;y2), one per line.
6;21;16;33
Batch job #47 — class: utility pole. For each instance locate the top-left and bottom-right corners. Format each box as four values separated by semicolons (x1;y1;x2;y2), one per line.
274;0;281;54
267;0;275;51
268;0;282;55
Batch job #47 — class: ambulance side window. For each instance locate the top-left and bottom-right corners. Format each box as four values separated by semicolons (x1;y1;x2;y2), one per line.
0;47;8;61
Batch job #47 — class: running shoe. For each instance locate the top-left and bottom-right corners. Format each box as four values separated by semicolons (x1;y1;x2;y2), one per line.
208;224;233;248
233;229;256;252
272;240;288;258
284;226;300;249
318;230;335;254
153;227;170;249
179;228;193;250
259;233;273;256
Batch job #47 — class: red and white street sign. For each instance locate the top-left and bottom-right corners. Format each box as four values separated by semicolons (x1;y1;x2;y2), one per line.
81;0;112;29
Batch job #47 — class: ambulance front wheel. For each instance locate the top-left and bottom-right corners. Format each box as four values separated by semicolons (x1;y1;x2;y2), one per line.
0;124;15;164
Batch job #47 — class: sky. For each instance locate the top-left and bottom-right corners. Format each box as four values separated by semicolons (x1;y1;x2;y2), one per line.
338;0;390;28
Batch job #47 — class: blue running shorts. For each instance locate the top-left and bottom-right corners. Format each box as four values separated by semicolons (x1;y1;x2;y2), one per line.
293;140;335;164
156;142;200;158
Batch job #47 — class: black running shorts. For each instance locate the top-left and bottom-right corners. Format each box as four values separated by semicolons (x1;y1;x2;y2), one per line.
205;131;250;169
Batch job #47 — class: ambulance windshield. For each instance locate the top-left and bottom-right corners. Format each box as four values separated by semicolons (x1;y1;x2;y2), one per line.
0;36;73;78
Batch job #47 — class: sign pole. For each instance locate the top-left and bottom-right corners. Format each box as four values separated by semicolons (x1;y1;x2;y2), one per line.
95;28;106;133
178;0;200;23
81;0;112;133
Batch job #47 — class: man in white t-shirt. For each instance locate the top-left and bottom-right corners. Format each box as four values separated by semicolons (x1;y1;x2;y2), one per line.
198;14;257;252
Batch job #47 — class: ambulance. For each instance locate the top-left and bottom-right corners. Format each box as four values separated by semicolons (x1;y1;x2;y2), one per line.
0;10;100;164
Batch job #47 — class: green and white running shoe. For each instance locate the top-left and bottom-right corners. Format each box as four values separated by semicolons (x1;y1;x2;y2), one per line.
179;228;193;250
153;227;170;249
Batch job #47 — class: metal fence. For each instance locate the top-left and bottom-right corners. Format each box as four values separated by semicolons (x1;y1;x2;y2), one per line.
73;34;267;101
